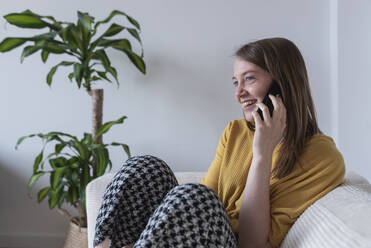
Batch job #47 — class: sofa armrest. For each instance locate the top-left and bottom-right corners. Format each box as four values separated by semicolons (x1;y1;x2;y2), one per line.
86;171;206;248
86;173;115;248
281;170;371;248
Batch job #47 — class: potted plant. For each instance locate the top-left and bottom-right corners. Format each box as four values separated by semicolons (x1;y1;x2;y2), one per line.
0;9;146;247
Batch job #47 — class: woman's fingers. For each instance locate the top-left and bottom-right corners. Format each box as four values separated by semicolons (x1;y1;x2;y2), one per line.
268;94;279;112
255;95;286;127
252;110;262;127
269;94;286;120
255;102;270;124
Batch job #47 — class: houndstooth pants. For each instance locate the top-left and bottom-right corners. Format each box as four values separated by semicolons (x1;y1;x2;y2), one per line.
94;155;238;248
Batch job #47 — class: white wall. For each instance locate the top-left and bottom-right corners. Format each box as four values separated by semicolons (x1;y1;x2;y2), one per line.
0;0;367;247
337;0;371;187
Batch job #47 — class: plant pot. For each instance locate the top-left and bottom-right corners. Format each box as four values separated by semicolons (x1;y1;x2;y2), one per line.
61;221;88;248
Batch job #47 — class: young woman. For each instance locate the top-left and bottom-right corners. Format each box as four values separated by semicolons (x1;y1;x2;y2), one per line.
94;37;345;248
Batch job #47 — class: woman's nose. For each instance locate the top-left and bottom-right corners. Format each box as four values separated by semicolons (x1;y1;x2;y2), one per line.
235;81;245;97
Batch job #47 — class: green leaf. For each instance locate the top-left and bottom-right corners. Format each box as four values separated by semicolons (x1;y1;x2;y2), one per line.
48;187;62;209
37;186;50;203
0;38;27;52
41;49;49;62
59;25;78;48
69;139;89;161
47;131;78;141
33;152;43;173
96;71;111;83
67;156;79;166
94;10;140;31
94;116;127;142
52;167;66;189
68;186;78;203
126;15;140;30
58;191;65;208
79;187;87;213
107;66;118;84
47;61;75;86
48;190;57;208
27;172;45;192
93;49;111;68
46;67;57;86
15;133;38;149
69;25;83;50
44;42;65;54
30;32;57;41
71;171;79;182
60;26;69;41
4;12;48;29
126;51;145;74
127;28;141;43
68;72;74;82
73;63;83;88
103;23;125;37
72;187;78;203
49;157;68;169
102;39;131;50
78;11;94;32
112;46;146;74
22;10;61;30
55;143;66;154
20;45;42;63
91;76;100;81
91;37;131;51
42;132;65;143
108;39;145;73
94;145;109;176
111;142;131;158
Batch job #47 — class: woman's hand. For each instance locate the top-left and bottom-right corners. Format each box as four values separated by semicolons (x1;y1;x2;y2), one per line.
251;94;286;159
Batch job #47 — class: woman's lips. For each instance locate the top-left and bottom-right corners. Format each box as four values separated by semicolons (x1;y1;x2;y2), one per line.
243;103;257;111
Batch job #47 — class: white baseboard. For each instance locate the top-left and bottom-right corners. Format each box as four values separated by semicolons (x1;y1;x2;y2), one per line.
0;234;64;248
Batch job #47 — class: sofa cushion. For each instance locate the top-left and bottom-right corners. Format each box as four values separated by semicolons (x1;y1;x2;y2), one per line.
281;171;371;248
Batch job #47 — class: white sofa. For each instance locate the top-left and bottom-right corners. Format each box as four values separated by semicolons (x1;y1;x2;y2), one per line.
86;171;371;248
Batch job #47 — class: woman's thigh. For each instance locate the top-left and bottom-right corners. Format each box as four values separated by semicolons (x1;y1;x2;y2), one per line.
94;155;178;248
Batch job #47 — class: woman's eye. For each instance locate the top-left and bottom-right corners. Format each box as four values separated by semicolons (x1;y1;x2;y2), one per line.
245;76;254;82
232;81;238;87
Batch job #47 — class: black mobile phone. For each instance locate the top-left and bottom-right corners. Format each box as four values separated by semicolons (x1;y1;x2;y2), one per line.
257;80;281;120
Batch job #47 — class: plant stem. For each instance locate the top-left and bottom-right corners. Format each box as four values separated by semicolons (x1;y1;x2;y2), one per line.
77;202;87;227
88;89;103;177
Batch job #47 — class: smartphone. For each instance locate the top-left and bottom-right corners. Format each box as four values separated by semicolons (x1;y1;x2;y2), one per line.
257;80;282;120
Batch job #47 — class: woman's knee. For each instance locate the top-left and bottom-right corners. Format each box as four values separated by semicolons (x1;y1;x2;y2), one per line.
119;155;178;183
164;183;223;210
123;155;168;170
170;183;219;198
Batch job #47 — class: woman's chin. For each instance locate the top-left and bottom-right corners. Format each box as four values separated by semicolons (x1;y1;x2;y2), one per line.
243;111;254;123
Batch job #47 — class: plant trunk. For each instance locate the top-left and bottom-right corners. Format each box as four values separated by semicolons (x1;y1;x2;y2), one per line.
89;89;104;143
77;202;87;227
88;89;104;177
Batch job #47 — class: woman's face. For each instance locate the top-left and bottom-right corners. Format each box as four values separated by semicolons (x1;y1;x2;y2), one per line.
233;57;273;123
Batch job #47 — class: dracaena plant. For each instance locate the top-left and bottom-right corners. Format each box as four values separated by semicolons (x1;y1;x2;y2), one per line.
15;116;130;227
1;9;146;228
0;9;145;89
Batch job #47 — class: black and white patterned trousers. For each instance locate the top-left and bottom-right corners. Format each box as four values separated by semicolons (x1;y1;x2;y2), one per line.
94;155;238;248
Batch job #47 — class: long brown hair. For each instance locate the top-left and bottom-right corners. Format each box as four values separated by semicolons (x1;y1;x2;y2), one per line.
235;37;322;179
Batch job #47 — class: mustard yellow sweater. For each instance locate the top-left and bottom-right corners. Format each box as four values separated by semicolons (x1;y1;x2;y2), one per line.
200;119;345;247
